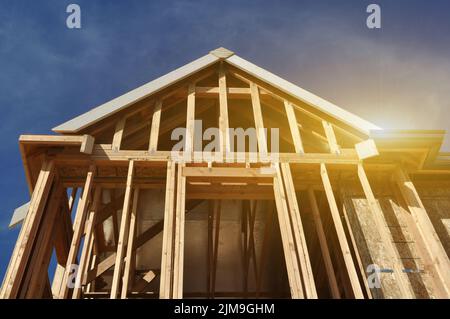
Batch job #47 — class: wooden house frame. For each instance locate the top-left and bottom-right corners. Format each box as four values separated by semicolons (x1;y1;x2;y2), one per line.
1;48;449;299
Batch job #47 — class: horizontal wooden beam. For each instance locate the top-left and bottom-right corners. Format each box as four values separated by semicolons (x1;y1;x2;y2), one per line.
183;167;276;178
173;86;270;99
20;134;95;154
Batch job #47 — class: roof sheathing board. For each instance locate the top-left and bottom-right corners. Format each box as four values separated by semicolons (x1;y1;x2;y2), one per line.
225;54;381;135
53;53;220;133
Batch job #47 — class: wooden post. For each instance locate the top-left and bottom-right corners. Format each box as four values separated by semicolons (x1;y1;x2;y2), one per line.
159;161;177;298
212;200;221;298
394;167;450;296
185;84;196;157
273;164;304;298
121;188;140;298
58;164;95;299
322;121;340;154
307;188;341;298
280;163;317;298
72;186;102;299
284;101;304;154
52;201;73;298
148;101;162;153
173;163;186;299
218;63;230;156
110;160;135;299
1;160;55;299
339;190;373;299
68;187;78;214
320;163;364;298
357;164;414;298
24;182;64;298
112;118;126;152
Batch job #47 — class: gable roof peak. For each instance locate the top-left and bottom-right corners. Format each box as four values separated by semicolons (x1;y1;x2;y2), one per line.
210;47;234;59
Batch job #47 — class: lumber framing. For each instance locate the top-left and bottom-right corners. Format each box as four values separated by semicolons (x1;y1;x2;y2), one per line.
280;163;317;298
58;164;96;299
357;164;414;298
284;101;304;154
250;82;268;157
6;49;450;300
1;160;55;299
273;164;304;298
218;63;231;155
72;186;102;299
148;100;162;153
159;161;177;298
121;188;140;298
320;163;364;298
185;83;196;156
307;188;340;298
394;168;450;296
110;160;135;298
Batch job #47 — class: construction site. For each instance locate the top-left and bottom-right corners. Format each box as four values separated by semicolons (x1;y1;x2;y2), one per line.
1;47;449;299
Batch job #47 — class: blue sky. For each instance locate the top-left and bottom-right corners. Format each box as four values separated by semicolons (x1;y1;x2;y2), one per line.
1;0;450;282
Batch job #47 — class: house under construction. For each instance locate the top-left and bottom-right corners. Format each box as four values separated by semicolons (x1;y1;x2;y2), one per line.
1;47;449;299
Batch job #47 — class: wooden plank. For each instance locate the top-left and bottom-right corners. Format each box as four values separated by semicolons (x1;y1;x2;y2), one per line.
183;166;275;178
148;100;162;153
121;188;140;298
185;83;196;156
84;231;97;293
273;164;304;298
80;135;95;154
112;118;126;152
173;163;186;298
280;163;317;298
24;182;63;298
320;163;364;298
68;187;78;214
218;63;230;155
357;164;414;298
58;164;95;299
173;86;271;99
51;264;66;298
83;200;203;286
53;146;360;164
250;82;268;156
52;200;73;297
72;186;102;299
308;188;341;298
339;190;373;299
134;270;156;292
159;161;177;299
322;121;341;154
83;253;116;285
110;160;135;298
211;200;221;298
1;160;55;299
394;167;450;296
389;182;448;298
19;135;84;145
284;101;304;154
